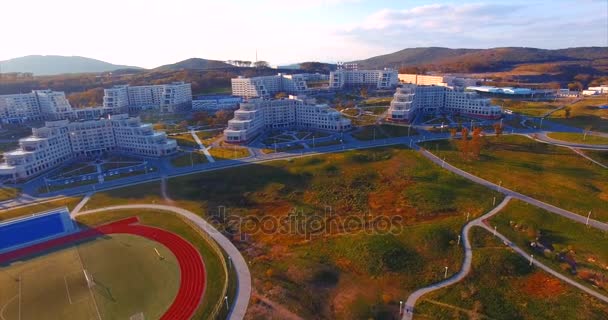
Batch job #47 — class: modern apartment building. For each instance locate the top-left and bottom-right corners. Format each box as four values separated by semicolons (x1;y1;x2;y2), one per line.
224;96;351;143
398;74;478;88
231;74;309;98
387;84;502;122
0;90;74;124
103;82;192;113
0;114;177;181
329;69;398;89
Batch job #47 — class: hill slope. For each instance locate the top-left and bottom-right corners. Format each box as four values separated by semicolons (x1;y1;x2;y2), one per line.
353;47;608;74
0;55;142;76
153;58;232;71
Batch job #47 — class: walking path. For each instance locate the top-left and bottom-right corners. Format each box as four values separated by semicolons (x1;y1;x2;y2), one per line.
74;204;251;320
190;129;215;163
570;148;608;169
404;196;608;319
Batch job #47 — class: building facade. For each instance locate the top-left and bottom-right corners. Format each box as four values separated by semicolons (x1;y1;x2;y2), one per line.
387;84;502;122
224;96;351;143
192;95;243;111
103;82;192;113
329;69;398;89
0;114;177;181
398;74;478;88
0;90;74;124
231;74;309;98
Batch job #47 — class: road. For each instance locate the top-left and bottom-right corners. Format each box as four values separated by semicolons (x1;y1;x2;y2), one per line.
73;204;252;320
403;196;608;319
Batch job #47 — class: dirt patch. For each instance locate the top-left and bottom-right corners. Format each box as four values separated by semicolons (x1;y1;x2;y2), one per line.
519;271;566;298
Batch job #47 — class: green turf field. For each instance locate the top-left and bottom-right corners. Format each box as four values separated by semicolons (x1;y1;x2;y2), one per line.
0;234;179;320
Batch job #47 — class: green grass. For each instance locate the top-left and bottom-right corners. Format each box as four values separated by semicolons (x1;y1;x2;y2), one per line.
496;99;560;117
491;199;608;291
0;197;82;222
52;164;97;178
39;179;98;193
362;97;393;106
352;125;390;141
547;132;608;145
549;97;608;133
381;124;418;137
261;144;305;154
583;150;608;166
194;129;223;146
172;133;200;148
311;139;342;147
0;125;32;139
208;146;250;160
76;209;228;320
0;186;19;201
415;227;608;320
420;135;608;220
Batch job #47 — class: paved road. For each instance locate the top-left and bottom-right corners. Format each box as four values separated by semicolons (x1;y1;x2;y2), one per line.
419;149;608;231
73;204;251;320
402;196;512;319
531;132;608;150
570;148;608;169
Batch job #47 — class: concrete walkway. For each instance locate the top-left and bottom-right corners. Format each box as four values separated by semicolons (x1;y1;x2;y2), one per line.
570;148;608;169
403;196;512;319
404;196;608;319
73;204;251;320
190;129;215;163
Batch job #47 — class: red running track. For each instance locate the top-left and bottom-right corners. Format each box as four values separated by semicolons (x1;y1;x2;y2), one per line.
0;217;206;320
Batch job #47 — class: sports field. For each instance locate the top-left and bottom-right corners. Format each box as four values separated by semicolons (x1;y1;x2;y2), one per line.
0;218;204;320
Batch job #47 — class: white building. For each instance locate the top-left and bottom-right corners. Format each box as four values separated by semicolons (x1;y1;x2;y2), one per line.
398;74;478;88
0;114;177;181
0;90;73;124
587;85;608;94
231;74;309;98
192;96;243;111
224;96;351;143
103;82;192;113
387;84;502;122
329;69;398;89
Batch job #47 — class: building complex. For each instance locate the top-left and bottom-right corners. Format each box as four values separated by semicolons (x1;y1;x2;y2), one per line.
224;95;351;143
103;82;192;113
398;73;478;88
329;69;398;89
0;114;177;181
387;84;502;122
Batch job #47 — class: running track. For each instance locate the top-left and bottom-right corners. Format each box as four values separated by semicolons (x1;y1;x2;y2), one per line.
0;217;206;320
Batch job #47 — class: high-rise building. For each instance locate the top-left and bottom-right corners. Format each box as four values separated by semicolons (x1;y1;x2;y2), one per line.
329;69;398;89
224;96;351;143
0;90;74;124
0;114;177;181
103;82;192;113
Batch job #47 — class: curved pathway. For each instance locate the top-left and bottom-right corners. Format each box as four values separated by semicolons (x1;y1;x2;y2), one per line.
403;196;608;319
530;132;608;150
74;204;251;320
402;196;512;319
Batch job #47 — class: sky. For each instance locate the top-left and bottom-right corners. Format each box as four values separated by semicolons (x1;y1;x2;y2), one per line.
1;0;606;68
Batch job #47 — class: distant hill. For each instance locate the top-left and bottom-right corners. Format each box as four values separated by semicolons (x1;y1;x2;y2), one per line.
0;55;142;76
153;58;232;71
352;47;608;74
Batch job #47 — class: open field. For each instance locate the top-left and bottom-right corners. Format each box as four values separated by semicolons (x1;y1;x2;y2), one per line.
493;99;562;117
170;151;209;167
0;187;20;202
547;132;608;145
76;209;232;320
420;135;608;220
583;150;608;166
0;197;82;222
353;124;416;141
491;199;608;292
195;129;223;146
549;97;608;132
415;227;608;320
157;146;501;318
261;144;305;154
0;233;180;320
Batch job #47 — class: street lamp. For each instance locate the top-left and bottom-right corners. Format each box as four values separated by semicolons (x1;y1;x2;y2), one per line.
444;266;448;279
457;235;461;246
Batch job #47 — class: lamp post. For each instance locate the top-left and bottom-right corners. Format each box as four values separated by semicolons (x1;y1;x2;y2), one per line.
444;266;448;279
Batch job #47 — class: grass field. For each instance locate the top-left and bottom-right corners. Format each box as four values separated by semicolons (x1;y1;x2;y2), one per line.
194;129;223;146
547;132;608;145
170;151;208;167
76;209;231;320
583;150;608;166
353;124;416;141
208;146;250;160
420;135;608;220
415;228;608;320
494;99;561;117
0;233;180;320
0;197;82;222
172;133;200;148
0;186;19;201
491;199;608;292
549;97;608;133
